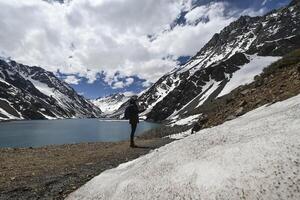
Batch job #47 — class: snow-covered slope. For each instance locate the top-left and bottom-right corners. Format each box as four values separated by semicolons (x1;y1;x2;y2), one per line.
68;94;300;200
112;1;300;122
91;94;131;115
0;58;102;120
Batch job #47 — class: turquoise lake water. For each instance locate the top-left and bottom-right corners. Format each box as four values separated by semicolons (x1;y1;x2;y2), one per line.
0;119;160;148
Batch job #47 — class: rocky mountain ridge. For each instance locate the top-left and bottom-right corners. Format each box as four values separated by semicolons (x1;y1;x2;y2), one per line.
113;1;300;122
0;58;102;121
140;48;300;139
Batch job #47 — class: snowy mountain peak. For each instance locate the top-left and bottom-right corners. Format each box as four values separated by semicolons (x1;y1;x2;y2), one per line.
111;1;300;121
96;93;126;101
0;59;102;121
92;93;131;116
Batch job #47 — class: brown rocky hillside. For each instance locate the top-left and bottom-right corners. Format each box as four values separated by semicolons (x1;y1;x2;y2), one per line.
193;49;300;129
142;49;300;138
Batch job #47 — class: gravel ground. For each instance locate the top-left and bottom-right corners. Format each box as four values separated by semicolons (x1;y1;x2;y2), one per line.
0;138;173;200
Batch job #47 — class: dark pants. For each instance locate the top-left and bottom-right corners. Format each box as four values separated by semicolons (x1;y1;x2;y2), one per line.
130;123;137;143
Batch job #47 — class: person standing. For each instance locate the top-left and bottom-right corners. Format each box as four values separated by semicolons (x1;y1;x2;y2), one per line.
125;98;139;147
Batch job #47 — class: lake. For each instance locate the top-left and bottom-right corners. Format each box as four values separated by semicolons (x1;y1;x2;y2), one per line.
0;119;160;148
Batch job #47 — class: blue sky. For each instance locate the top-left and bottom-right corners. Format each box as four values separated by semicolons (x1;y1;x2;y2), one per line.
0;0;291;99
58;71;147;99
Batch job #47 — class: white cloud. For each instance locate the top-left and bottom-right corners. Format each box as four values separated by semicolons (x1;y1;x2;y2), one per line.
111;77;135;89
150;2;236;57
142;80;152;88
64;75;81;84
112;81;125;89
123;91;136;96
0;0;267;86
125;77;134;86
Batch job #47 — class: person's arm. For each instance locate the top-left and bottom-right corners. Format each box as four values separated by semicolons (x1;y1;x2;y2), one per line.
134;105;140;115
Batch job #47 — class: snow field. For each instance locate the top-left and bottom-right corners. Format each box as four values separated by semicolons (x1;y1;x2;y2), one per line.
218;55;281;97
68;94;300;200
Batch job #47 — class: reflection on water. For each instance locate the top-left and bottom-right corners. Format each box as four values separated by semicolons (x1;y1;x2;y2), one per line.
0;119;160;148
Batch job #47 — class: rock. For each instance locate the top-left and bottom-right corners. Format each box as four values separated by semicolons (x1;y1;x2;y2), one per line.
199;114;208;122
226;97;234;104
235;107;244;116
225;115;236;121
85;163;94;166
254;80;263;87
280;84;286;88
255;99;262;106
238;100;247;107
191;123;202;134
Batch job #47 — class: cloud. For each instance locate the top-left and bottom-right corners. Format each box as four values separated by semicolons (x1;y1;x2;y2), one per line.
150;2;237;57
112;81;125;89
125;78;134;86
111;76;135;89
0;0;268;87
123;91;136;96
64;75;81;84
142;80;152;88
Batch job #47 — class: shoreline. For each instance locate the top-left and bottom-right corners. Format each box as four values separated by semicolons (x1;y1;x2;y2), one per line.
0;137;173;200
0;117;151;124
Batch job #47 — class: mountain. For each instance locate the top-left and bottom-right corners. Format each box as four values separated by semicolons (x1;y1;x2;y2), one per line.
0;58;102;121
91;93;131;116
114;1;300;122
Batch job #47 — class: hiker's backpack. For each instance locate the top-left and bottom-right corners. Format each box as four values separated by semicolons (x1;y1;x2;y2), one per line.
124;107;131;119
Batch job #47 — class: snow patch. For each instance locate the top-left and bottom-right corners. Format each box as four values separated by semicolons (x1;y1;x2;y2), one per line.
0;107;19;120
218;55;281;97
38;111;57;120
169;114;201;127
92;95;130;115
68;94;300;200
196;81;220;108
167;130;192;140
0;98;23;120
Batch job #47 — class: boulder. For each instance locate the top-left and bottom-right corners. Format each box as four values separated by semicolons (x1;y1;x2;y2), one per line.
235;107;245;116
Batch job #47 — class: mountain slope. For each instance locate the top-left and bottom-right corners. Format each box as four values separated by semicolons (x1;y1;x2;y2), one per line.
126;1;300;122
91;93;131;115
68;93;300;200
169;49;300;129
0;58;102;120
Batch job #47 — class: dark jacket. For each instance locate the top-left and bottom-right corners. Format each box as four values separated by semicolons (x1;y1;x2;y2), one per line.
126;103;139;124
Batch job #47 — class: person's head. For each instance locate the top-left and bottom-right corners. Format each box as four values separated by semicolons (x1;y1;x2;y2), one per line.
129;98;136;105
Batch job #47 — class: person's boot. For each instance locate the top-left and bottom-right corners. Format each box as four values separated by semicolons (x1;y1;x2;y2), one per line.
130;140;136;148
